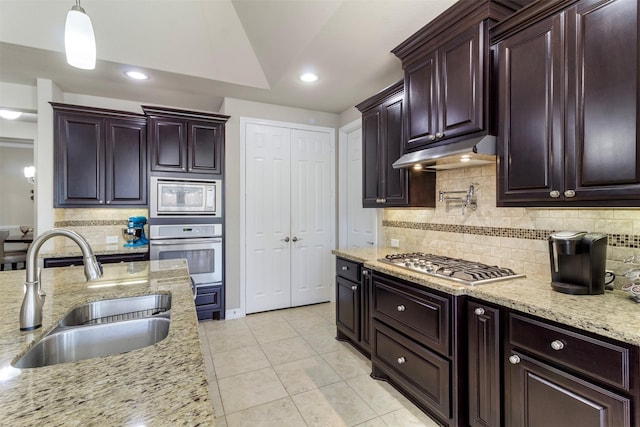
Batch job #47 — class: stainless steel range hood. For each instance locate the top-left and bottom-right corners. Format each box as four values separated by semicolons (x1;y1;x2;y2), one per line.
392;135;496;170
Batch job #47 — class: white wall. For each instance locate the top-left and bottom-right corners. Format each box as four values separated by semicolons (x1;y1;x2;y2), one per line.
0;145;34;228
220;97;339;312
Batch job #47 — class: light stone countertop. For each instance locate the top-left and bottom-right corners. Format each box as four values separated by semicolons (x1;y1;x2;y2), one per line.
40;243;149;259
333;247;640;347
0;259;215;426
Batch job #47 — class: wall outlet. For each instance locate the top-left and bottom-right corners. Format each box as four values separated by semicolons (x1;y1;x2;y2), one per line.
390;238;400;248
106;235;118;244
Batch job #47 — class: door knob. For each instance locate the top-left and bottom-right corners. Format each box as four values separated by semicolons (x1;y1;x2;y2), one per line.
282;237;290;242
292;237;301;242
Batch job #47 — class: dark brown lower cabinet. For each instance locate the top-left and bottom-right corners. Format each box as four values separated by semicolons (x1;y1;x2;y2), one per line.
505;312;639;427
467;300;501;427
335;257;369;356
506;351;631;427
43;252;148;268
370;271;464;427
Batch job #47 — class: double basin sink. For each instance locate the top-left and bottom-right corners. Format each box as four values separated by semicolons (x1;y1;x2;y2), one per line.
13;293;172;369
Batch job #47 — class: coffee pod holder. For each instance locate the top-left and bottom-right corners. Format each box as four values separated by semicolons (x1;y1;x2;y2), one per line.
621;255;640;302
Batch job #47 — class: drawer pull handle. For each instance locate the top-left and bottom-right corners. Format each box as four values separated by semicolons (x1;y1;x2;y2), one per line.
474;307;485;316
351;285;358;291
397;305;406;312
397;357;406;364
342;266;348;271
509;355;521;365
551;340;564;351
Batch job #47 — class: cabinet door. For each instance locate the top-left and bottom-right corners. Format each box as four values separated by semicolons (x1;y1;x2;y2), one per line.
506;351;631;427
404;51;438;151
362;108;381;207
336;276;360;343
566;0;640;201
380;94;408;206
467;301;500;427
438;23;483;140
105;118;147;205
188;120;223;175
55;113;104;206
497;15;564;205
149;117;187;172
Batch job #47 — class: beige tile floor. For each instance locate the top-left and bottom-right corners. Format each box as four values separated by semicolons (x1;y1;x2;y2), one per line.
198;302;441;427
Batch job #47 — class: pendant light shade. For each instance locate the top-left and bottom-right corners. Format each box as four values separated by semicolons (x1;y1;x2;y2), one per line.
65;1;96;70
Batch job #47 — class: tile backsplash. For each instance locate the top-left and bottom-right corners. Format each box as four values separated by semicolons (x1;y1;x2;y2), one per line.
52;208;148;251
383;164;640;287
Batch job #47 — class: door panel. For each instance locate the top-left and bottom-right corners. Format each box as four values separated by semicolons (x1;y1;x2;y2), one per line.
362;109;381;206
290;129;334;306
405;51;438;150
105;118;146;204
346;126;376;248
568;0;640;197
245;124;292;313
497;15;564;203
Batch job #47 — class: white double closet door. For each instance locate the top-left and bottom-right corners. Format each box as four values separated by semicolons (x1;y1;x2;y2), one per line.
244;122;334;314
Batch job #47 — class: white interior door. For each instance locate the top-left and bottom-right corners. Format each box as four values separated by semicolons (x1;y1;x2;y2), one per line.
245;123;292;313
290;129;334;306
346;126;377;248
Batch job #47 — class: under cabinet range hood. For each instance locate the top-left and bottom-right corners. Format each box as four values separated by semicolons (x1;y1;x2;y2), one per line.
392;135;496;170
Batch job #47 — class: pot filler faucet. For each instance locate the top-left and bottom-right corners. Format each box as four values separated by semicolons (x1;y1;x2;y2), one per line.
19;229;103;331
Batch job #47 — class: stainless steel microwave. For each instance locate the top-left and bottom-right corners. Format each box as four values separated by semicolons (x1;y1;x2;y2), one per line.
150;177;222;218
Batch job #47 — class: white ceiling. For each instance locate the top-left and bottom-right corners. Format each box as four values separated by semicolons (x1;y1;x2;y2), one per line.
0;0;456;114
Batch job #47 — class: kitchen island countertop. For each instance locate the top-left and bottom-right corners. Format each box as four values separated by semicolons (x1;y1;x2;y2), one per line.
0;259;215;426
334;247;640;347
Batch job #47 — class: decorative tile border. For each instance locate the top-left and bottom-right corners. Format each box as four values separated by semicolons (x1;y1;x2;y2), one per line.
383;220;640;249
54;220;127;227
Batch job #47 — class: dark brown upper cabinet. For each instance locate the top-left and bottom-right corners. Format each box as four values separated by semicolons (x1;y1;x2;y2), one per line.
52;103;147;207
356;81;435;208
493;0;640;206
392;1;525;154
142;106;229;177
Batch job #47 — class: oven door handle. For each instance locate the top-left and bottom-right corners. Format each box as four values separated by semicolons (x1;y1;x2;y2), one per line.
150;238;222;245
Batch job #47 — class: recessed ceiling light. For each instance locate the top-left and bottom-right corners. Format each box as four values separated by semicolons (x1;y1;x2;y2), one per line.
125;71;149;80
0;110;22;120
299;72;319;83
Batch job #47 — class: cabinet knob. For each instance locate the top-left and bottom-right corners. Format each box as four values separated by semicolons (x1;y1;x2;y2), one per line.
397;356;406;364
376;198;387;204
474;307;485;316
549;191;560;198
351;285;358;291
341;266;348;270
435;132;444;138
429;135;437;141
99;200;104;204
397;304;406;312
106;200;111;204
362;270;368;276
564;189;576;198
550;340;565;351
509;355;521;365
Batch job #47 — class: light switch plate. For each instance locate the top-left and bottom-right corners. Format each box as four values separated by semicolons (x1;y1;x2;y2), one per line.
106;235;118;244
390;239;400;248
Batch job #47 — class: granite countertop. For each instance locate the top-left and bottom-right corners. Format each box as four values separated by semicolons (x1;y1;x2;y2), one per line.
40;243;149;259
0;259;214;426
333;247;640;347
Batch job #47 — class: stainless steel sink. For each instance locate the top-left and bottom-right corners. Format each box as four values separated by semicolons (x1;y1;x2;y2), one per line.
58;293;171;327
13;293;172;369
13;317;170;368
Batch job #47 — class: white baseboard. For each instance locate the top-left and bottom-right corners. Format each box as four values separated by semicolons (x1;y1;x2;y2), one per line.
225;308;245;319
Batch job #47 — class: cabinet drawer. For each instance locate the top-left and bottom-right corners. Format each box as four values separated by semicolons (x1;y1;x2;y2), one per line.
372;320;450;420
372;274;449;356
336;257;361;282
509;313;630;391
195;285;222;309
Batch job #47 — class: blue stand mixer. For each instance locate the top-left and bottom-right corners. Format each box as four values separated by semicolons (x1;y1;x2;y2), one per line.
122;216;149;247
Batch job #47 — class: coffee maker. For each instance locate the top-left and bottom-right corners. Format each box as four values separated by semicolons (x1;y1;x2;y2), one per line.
122;216;149;247
548;231;608;295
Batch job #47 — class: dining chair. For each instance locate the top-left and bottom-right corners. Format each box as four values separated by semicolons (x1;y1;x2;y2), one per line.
0;230;27;271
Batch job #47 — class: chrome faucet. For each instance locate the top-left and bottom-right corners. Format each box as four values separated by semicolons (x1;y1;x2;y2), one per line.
20;229;103;331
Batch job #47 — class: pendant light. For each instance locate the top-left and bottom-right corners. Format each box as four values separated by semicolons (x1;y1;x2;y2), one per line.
64;0;96;70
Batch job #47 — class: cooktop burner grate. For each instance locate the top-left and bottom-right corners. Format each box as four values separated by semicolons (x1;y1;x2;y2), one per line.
379;252;525;286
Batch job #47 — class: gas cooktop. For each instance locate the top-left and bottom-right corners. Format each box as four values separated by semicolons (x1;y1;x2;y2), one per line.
379;252;525;286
